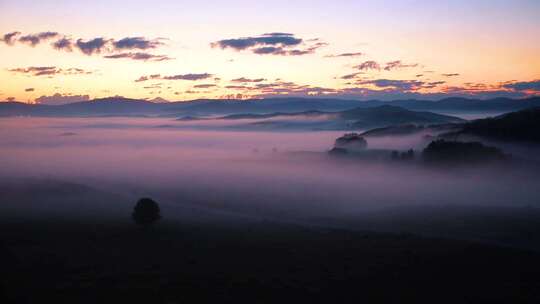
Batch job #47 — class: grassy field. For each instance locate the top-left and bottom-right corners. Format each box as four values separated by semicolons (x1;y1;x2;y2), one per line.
1;218;540;303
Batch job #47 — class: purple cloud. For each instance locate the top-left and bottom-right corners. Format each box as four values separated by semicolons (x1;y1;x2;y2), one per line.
194;84;218;89
212;33;302;50
325;52;364;58
112;37;163;50
135;74;161;82
18;32;59;46
384;60;419;71
212;33;325;56
1;31;21;45
8;66;92;77
340;72;363;80
354;60;381;71
53;37;73;51
104;52;172;61
8;66;58;76
163;73;214;81
502;80;540;92
231;77;266;83
76;38;109;55
2;31;171;61
356;79;425;91
135;73;213;82
35;93;90;105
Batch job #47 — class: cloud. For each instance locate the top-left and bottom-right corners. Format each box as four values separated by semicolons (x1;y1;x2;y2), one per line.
219;77;490;100
1;31;21;45
212;33;302;50
8;66;92;77
103;52;172;61
194;84;217;89
357;79;425;91
2;31;172;62
18;32;59;46
62;68;93;75
423;81;446;89
135;74;161;82
352;60;419;72
340;72;364;80
75;38;109;55
25;88;35;92
437;85;530;99
324;52;363;58
52;37;73;51
135;73;214;82
34;93;90;105
8;66;58;76
112;37;163;50
225;85;250;90
221;80;337;97
212;33;325;56
502;80;540;92
354;60;381;71
442;73;460;77
143;84;162;89
384;60;419;71
252;41;327;56
231;77;266;83
252;46;283;55
232;78;531;100
163;73;214;81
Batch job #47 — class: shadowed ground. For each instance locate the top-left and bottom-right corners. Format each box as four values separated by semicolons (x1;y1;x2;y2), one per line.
1;218;539;304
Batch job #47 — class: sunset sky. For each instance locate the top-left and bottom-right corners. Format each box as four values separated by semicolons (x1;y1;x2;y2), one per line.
1;0;539;104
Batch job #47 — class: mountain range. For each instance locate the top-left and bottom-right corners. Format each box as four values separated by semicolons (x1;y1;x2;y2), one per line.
169;105;464;131
1;96;540;117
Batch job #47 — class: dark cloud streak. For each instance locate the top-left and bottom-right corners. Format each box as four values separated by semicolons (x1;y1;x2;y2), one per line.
325;52;363;58
503;80;540;92
104;52;172;61
18;32;59;46
112;37;163;50
354;61;381;71
8;66;92;77
1;31;21;45
135;73;214;82
76;38;109;55
53;37;73;51
211;33;325;56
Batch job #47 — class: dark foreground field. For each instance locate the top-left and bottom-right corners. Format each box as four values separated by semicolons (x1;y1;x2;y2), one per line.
1;218;540;304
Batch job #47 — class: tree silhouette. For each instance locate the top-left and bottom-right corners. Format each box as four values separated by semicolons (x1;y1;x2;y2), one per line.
132;198;161;226
423;139;507;164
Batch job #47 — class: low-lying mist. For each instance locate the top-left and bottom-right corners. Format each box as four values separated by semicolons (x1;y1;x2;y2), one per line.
2;117;540;248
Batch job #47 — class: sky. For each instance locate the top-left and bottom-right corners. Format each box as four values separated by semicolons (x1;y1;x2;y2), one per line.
1;0;539;104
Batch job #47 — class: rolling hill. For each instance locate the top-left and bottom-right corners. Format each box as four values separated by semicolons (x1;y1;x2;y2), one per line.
174;105;465;131
1;96;540;117
457;107;540;142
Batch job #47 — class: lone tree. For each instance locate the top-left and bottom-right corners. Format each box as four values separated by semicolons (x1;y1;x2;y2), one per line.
132;198;161;226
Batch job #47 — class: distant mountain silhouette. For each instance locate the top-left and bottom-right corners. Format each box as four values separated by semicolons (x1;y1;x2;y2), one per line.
191;105;464;131
218;110;325;120
456;107;540;142
216;106;462;127
338;105;463;128
1;96;539;117
360;123;461;137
